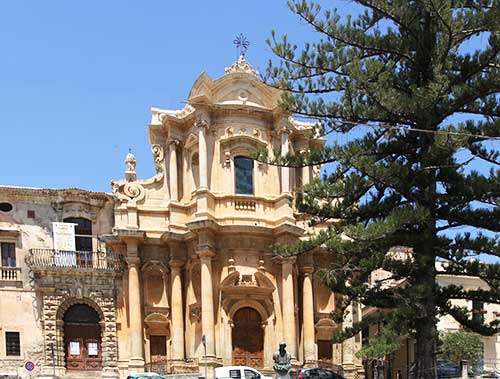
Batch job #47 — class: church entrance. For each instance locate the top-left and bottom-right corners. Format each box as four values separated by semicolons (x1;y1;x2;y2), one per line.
63;304;102;371
232;307;264;368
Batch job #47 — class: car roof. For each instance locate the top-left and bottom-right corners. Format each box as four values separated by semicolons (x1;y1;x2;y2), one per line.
216;366;255;371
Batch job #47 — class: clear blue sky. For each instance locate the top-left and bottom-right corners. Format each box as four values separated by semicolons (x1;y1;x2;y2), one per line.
0;0;360;193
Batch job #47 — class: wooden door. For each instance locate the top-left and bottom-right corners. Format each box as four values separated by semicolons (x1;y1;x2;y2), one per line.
318;340;333;362
150;335;167;362
64;324;102;370
232;307;264;368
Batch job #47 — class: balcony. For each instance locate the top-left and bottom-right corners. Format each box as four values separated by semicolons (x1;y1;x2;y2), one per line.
0;266;22;287
27;249;124;273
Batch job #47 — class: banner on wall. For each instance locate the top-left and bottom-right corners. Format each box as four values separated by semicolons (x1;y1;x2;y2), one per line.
52;222;77;251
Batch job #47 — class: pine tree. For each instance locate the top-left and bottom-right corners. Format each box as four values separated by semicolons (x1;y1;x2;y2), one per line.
265;1;500;378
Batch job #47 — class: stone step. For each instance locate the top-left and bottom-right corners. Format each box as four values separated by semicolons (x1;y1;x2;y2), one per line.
63;371;102;379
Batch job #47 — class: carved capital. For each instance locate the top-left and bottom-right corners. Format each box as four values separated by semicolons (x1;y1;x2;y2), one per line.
169;258;184;270
126;256;141;268
195;119;209;130
275;256;296;265
168;138;180;147
280;126;291;135
198;248;216;261
301;266;315;276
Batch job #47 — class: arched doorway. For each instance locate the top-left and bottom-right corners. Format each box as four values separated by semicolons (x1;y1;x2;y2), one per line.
232;307;264;368
63;304;102;371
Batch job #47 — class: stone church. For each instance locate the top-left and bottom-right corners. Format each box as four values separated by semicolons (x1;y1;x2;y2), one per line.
0;56;363;379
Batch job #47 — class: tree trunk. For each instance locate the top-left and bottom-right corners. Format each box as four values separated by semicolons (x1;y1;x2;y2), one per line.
414;312;438;379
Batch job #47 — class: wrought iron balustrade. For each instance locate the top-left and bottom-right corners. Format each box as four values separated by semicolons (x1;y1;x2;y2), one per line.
27;249;124;272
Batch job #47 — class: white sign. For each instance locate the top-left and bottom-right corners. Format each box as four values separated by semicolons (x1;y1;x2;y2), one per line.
52;222;76;251
88;342;98;356
69;341;80;355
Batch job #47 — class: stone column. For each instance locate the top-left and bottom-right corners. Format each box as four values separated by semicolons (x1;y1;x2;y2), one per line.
126;251;145;369
199;250;216;356
170;259;185;361
342;301;364;378
197;120;209;190
281;128;290;193
302;267;316;364
282;257;297;358
169;139;179;201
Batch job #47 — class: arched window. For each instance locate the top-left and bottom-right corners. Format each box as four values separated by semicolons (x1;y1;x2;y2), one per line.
234;156;254;195
64;217;92;252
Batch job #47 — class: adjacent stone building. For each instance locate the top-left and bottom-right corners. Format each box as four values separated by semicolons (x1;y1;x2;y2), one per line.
0;57;363;379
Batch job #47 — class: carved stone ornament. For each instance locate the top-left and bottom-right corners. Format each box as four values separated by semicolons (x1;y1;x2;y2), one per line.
122;182;146;202
111;180;146;203
195;118;209;130
224;151;231;168
125;151;137;172
224;55;260;77
151;143;165;180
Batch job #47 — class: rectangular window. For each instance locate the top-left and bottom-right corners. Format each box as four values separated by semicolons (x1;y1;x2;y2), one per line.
6;332;20;356
473;300;484;324
1;242;16;267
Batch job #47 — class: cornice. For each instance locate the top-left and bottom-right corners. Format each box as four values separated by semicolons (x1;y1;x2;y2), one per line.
0;185;112;204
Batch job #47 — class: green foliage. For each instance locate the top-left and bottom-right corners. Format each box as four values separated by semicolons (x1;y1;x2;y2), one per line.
356;328;400;361
267;1;500;377
440;331;483;365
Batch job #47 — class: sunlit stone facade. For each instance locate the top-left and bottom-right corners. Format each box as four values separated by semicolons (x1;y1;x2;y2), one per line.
0;57;365;379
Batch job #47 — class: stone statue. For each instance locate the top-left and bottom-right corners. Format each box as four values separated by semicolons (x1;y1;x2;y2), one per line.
125;150;136;172
125;149;137;182
273;341;292;379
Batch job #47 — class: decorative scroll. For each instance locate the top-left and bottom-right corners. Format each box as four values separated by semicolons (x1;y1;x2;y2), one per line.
151;144;165;180
123;182;146;202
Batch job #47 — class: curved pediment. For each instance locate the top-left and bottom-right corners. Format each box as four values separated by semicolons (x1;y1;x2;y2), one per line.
144;312;169;324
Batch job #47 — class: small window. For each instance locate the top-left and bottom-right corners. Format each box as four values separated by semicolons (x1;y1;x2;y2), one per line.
0;203;13;212
27;210;35;218
230;370;241;378
6;332;20;356
472;300;484;324
1;242;16;267
234;156;254;195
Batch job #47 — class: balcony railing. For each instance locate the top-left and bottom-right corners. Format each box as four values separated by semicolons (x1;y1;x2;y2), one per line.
0;267;21;281
27;249;124;272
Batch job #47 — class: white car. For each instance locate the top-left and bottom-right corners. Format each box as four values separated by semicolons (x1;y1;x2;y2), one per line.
215;366;265;379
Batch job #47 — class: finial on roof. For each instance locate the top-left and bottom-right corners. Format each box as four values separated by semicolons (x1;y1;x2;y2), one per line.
125;149;137;182
225;55;259;77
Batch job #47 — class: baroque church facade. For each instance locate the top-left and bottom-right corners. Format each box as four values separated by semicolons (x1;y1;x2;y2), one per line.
0;57;364;379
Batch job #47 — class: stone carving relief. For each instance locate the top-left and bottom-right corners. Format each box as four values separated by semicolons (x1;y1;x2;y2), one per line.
151;143;165;180
224;55;260;77
111;143;166;204
189;303;201;322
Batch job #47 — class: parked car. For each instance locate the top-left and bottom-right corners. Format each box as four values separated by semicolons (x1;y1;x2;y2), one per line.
126;373;166;379
290;368;346;379
215;366;266;379
409;360;473;378
482;371;500;378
